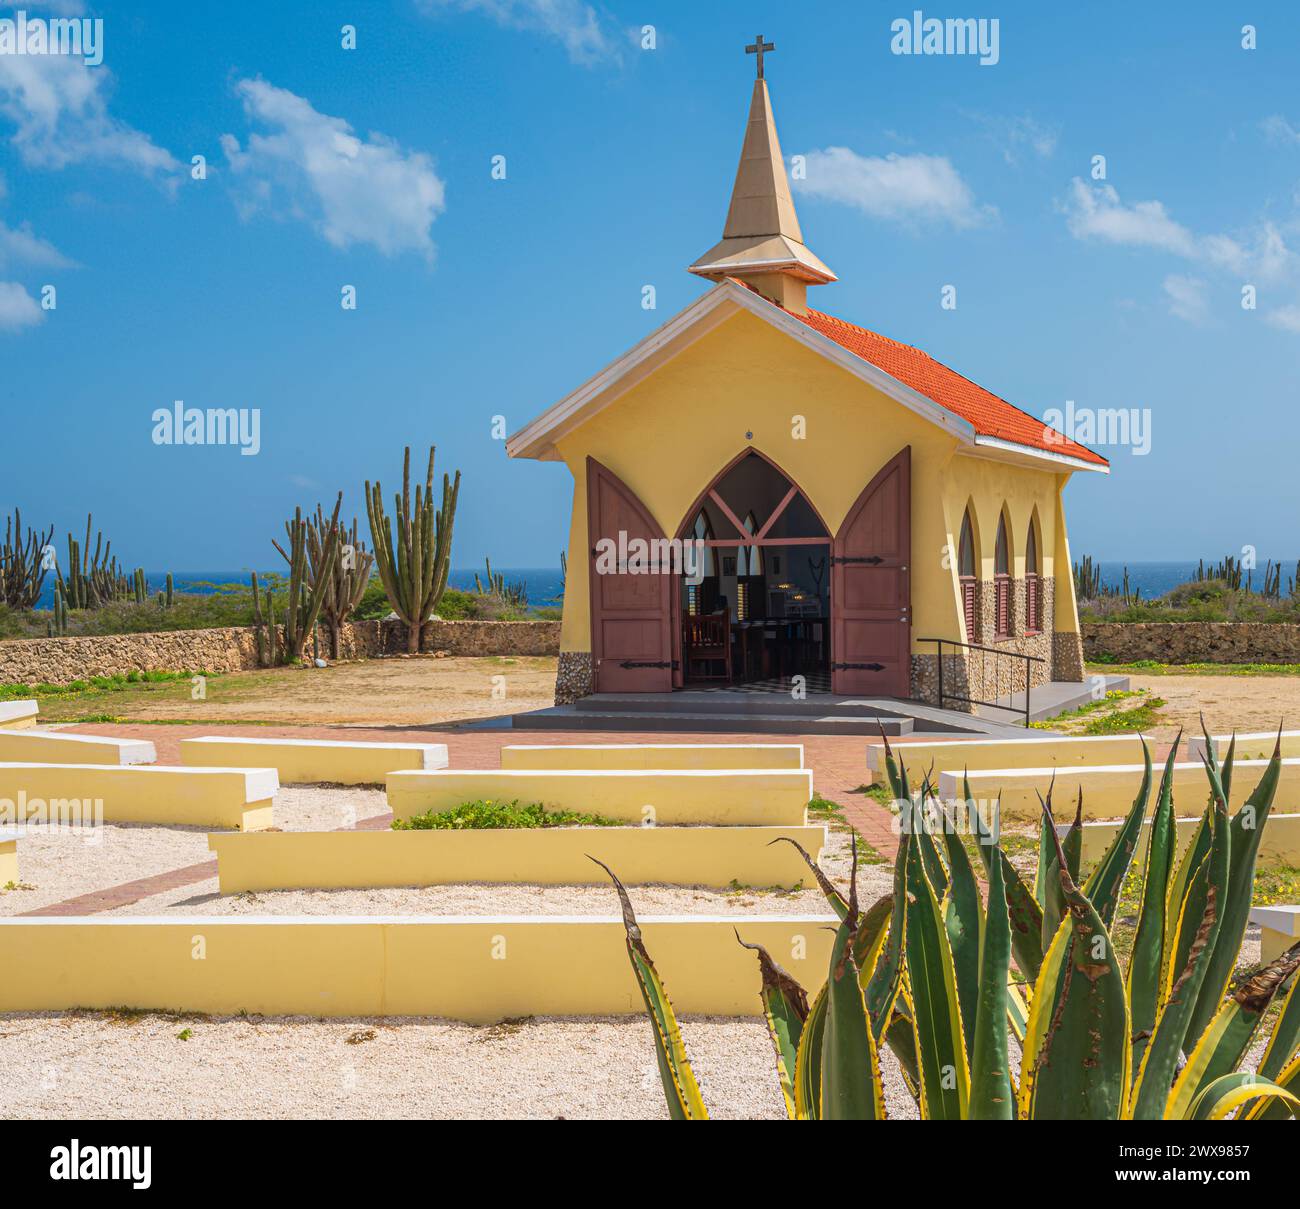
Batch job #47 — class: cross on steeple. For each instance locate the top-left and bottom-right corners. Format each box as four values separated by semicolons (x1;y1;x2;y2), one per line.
745;34;774;78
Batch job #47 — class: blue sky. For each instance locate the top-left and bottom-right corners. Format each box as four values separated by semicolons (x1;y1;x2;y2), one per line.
2;1;1299;572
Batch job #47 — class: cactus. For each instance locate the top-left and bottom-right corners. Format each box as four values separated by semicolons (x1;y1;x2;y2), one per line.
57;514;135;609
365;445;460;654
311;504;374;660
607;729;1300;1121
165;572;174;608
46;583;68;636
475;556;528;609
250;571;281;668
1;508;54;610
273;495;342;663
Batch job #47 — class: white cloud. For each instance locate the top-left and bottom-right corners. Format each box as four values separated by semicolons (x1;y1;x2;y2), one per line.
418;0;616;65
967;112;1058;164
1266;304;1300;333
1162;274;1209;323
0;43;178;175
1262;115;1300;145
0;281;43;331
1062;179;1294;287
221;78;446;259
795;147;993;228
0;218;72;268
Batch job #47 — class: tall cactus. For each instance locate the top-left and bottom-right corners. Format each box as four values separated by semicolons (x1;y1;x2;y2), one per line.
311;504;375;659
365;445;460;654
58;514;134;609
273;495;342;663
1;508;54;610
250;571;280;667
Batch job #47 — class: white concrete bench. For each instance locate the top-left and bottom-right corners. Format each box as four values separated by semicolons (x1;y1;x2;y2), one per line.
869;734;1150;788
180;736;447;785
1190;731;1300;763
0;729;155;765
0;700;38;730
1250;905;1300;964
500;743;804;770
0;764;278;830
207;823;827;893
0;826;22;885
1072;813;1300;870
941;757;1300;821
387;768;813;826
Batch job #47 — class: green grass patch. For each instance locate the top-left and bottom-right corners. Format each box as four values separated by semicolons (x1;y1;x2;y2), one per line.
391;799;624;830
1030;688;1165;734
1088;659;1300;678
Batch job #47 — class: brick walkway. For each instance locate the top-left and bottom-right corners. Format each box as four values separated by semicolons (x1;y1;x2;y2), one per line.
26;721;933;917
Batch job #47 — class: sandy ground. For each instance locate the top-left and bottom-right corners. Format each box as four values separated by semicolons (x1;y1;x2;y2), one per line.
33;656;557;727
1123;672;1300;741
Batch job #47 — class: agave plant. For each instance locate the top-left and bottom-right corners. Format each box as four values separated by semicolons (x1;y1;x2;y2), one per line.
596;725;1300;1120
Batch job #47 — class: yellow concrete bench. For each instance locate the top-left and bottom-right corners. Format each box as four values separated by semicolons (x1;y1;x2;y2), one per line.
0;729;156;765
387;768;813;826
500;743;804;770
207;823;826;893
0;700;38;730
0;914;838;1022
1249;906;1300;964
939;758;1300;822
0;827;20;885
180;736;448;785
0;764;277;830
869;734;1151;788
1074;813;1300;870
1190;731;1300;763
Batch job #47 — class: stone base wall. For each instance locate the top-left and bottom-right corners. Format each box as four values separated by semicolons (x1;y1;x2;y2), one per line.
0;619;561;686
554;651;595;704
1082;622;1300;665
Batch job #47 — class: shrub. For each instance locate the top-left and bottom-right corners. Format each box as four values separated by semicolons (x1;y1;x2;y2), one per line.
391;799;623;830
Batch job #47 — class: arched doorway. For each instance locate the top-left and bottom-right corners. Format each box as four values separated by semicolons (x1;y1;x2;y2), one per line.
676;450;832;691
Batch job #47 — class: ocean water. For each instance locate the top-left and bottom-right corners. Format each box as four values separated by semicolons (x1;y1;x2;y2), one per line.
1089;560;1299;598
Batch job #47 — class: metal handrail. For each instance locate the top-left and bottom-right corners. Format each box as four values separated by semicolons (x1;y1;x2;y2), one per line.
919;636;1045;728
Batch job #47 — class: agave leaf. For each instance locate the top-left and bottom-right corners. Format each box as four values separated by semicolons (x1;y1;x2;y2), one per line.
1034;807;1054;917
590;857;708;1120
1006;978;1029;1045
819;914;887;1119
1165;942;1300;1119
1039;784;1081;952
1185;730;1284;1048
1019;811;1130;1120
735;930;810;1120
864;831;909;1036
968;839;1014;1120
769;836;848;919
1160;814;1211;994
1084;736;1156;927
794;984;828;1120
1128;786;1231;1121
903;832;969;1119
1189;1069;1299;1121
1259;941;1300;1081
1126;738;1181;1081
883;1007;920;1102
937;802;983;1062
965;772;1045;984
1243;1051;1300;1120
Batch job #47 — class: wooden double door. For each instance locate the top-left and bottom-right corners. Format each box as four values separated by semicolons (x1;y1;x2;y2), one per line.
585;448;910;697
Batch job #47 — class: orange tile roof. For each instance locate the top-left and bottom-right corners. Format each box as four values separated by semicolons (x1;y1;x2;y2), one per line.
787;303;1108;468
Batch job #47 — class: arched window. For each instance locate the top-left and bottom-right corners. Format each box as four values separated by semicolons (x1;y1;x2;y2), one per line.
1025;520;1041;634
737;512;764;576
686;513;716;616
994;513;1012;638
958;509;978;640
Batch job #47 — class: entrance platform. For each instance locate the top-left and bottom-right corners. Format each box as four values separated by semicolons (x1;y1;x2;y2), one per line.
511;690;1041;737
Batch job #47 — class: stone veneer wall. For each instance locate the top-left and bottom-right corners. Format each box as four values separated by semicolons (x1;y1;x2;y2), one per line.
1082;622;1300;665
0;619;561;686
554;651;595;704
910;576;1080;710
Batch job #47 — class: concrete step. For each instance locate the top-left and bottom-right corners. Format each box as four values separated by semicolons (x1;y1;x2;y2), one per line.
511;707;914;736
574;692;917;719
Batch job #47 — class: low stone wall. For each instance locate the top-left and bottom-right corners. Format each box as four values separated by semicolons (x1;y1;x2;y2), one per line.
0;619;561;686
1082;622;1300;665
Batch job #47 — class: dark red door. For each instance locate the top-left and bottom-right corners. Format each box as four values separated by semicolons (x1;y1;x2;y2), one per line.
831;447;911;696
587;457;673;693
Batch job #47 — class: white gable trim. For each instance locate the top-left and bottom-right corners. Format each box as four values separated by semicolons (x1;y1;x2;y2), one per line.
505;280;1106;474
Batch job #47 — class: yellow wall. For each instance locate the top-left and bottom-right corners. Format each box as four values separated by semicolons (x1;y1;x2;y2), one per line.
500;743;804;770
0;730;155;766
208;824;826;892
867;734;1152;787
1078;813;1300;870
0;837;16;885
181;737;447;785
553;309;1075;653
0;916;838;1022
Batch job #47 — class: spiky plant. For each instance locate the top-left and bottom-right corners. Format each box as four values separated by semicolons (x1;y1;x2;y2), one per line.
57;514;135;609
365;445;460;654
311;504;374;660
273;496;342;663
1;508;54;610
599;725;1300;1120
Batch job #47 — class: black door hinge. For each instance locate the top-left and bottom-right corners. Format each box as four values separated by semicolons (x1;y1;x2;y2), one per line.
831;555;884;565
620;660;677;670
832;661;886;671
